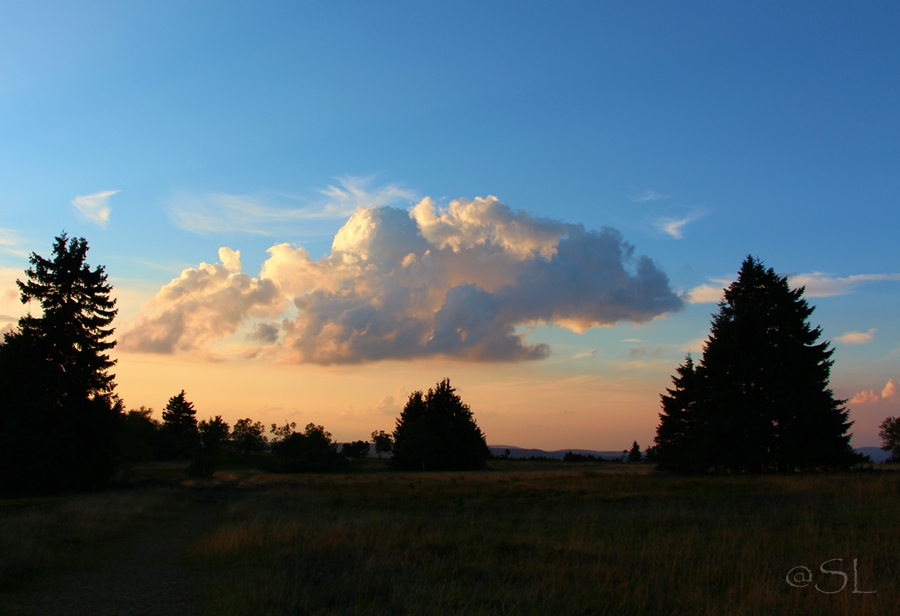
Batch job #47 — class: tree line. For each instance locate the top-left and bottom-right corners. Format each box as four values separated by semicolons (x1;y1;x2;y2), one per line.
0;235;890;493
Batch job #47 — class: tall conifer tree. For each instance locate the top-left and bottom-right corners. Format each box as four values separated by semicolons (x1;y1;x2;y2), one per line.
655;256;858;473
0;233;120;492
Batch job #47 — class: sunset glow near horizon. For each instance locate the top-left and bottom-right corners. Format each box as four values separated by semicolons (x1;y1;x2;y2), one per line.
2;2;898;450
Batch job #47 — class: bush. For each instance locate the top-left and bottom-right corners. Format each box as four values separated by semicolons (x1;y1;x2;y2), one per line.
263;423;349;473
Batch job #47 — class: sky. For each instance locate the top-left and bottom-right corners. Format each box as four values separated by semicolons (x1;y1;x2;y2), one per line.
1;1;899;450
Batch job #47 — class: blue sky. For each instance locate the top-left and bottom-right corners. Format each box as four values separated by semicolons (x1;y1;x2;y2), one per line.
1;2;898;448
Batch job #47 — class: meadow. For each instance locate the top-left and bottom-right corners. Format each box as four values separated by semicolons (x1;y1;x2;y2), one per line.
1;460;896;616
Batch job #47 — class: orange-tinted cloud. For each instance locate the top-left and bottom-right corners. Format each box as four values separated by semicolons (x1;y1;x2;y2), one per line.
850;390;880;404
123;198;684;363
882;378;897;399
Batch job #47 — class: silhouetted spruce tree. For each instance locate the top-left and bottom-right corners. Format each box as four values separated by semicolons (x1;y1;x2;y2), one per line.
655;256;859;473
0;233;120;493
391;379;490;471
627;441;643;463
161;390;198;458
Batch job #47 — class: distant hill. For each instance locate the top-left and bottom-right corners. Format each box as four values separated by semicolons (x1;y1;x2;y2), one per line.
490;445;894;463
489;446;627;461
855;447;892;463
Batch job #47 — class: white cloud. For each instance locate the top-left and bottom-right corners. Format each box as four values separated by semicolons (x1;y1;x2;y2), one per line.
689;270;900;304
656;217;691;239
168;177;416;235
119;251;284;354
72;190;117;227
0;229;29;257
850;390;880;404
630;190;669;203
835;329;876;345
686;277;733;304
882;379;897;399
124;195;684;363
789;272;900;297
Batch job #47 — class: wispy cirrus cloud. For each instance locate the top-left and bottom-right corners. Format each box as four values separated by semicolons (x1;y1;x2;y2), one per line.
168;177;416;235
835;329;876;345
72;190;117;227
630;190;669;203
788;272;900;297
656;217;692;239
0;229;29;258
654;210;707;239
688;271;900;304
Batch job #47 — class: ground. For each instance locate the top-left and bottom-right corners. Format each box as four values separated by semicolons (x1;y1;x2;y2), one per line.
1;459;896;615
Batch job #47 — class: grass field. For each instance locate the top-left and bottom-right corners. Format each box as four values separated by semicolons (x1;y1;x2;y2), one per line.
1;460;896;615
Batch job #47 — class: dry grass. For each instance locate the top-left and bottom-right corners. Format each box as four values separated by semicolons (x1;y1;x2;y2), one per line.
2;463;897;615
194;465;898;615
0;489;178;590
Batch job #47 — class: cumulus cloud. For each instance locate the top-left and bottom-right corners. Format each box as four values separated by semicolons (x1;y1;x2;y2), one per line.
835;329;876;345
72;190;117;227
168;177;415;235
847;379;897;405
789;272;900;297
120;248;283;353
247;322;280;344
850;390;880;404
125;195;683;363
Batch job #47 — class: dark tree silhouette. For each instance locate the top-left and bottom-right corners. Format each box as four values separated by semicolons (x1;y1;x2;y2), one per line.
0;233;121;493
654;256;859;473
267;423;347;472
190;415;230;477
627;441;643;463
878;416;900;462
161;390;198;458
371;429;393;458
341;440;370;458
391;378;490;471
231;418;268;457
116;406;162;467
269;420;296;444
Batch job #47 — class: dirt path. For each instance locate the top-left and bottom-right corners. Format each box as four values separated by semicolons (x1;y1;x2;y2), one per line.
1;491;225;616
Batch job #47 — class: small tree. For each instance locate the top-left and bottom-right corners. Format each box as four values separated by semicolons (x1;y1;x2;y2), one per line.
878;416;900;462
231;418;268;457
371;430;393;458
190;416;230;477
270;420;297;444
161;390;198;458
341;440;370;458
116;406;161;467
267;423;347;472
627;441;643;463
391;379;490;471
